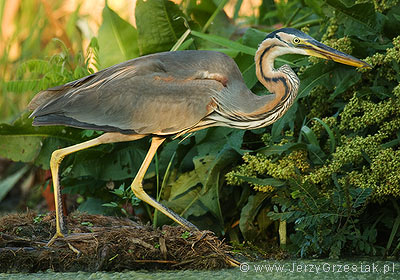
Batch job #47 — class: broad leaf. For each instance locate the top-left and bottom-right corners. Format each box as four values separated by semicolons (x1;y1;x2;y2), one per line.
329;68;361;100
241;28;266;48
78;197;109;214
163;185;205;220
257;142;307;156
271;102;298;141
68;141;148;181
199;148;239;224
297;63;331;99
98;5;139;68
191;30;256;56
0;166;29;202
236;175;285;187
168;169;201;201
186;0;235;40
165;147;239;227
323;0;382;36
240;192;270;241
311;117;336;153
0;114;82;166
135;0;187;55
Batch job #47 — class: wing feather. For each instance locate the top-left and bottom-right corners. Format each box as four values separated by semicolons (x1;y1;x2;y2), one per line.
29;50;244;135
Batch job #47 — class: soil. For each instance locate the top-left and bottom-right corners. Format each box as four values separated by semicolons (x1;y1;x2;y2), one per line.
0;211;238;272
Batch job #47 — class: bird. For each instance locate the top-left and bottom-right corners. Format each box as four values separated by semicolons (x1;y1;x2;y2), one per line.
28;28;371;245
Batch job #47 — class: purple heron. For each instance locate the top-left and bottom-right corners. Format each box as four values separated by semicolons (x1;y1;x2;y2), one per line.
28;28;370;245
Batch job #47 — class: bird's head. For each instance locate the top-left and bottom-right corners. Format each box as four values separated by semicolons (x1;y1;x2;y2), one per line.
263;28;371;68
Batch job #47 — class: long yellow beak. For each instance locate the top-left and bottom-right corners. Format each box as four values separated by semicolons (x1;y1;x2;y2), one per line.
301;39;371;68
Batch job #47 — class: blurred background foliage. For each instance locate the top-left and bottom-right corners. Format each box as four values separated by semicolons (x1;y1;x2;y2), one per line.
1;0;400;259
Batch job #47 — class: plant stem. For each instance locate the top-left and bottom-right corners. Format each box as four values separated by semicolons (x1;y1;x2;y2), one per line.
202;0;229;33
291;19;322;30
285;7;301;27
385;199;400;256
153;153;160;229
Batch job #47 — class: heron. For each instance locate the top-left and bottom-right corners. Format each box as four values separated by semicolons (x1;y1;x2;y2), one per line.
28;28;370;245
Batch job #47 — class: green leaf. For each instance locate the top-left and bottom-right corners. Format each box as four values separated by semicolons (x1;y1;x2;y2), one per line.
385;6;400;38
98;5;139;68
165;147;238;228
241;28;266;49
257;142;307;156
271;102;298;140
135;0;187;55
65;3;81;40
351;188;372;209
102;202;118;208
199;148;238;224
164;185;205;219
33;137;77;169
301;125;320;148
69;142;147;181
235;175;285;187
305;0;323;16
201;0;230;33
323;0;381;36
0;166;29;202
0;114;82;165
311;117;336;153
78;197;108;214
381;137;400;149
242;63;258;89
0;133;41;163
191;30;256;56
329;68;361;100
240;193;270;241
168;169;201;201
194;127;241;156
297;64;331;99
186;0;234;40
301;125;326;163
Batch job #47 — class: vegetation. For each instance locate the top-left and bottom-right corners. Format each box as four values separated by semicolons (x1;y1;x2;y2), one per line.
1;0;400;259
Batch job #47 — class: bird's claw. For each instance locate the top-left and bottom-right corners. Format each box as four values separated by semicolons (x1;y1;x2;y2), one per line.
46;231;65;247
46;232;82;256
67;242;82;256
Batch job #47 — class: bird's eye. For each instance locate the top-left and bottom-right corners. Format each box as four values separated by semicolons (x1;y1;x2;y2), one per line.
293;37;301;44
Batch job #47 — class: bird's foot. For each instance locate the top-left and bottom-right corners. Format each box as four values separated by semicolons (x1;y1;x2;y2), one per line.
67;242;82;256
46;232;96;257
46;231;65;247
47;231;97;246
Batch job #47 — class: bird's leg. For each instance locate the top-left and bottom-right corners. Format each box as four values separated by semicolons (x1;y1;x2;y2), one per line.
47;132;145;246
130;136;199;231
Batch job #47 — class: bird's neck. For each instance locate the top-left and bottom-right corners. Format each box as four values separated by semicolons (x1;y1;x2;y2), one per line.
202;38;300;131
244;38;300;127
255;39;282;91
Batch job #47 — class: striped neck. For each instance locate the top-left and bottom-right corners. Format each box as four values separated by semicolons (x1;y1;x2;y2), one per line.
202;38;300;131
255;38;299;104
246;38;300;126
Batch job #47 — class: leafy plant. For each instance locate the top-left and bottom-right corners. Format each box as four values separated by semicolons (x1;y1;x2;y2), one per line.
268;179;374;258
225;0;400;257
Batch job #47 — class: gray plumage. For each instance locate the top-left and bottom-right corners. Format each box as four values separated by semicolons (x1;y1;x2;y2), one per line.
29;50;258;135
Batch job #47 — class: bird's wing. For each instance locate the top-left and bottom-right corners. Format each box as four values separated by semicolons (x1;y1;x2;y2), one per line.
28;50;241;135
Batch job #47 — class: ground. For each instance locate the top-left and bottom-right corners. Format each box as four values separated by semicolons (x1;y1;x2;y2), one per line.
0;211;238;272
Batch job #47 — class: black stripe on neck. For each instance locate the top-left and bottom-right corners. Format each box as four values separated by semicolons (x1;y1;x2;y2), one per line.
258;43;276;80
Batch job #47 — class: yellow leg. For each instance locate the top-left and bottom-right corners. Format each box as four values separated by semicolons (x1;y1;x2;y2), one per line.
47;132;145;246
130;136;198;230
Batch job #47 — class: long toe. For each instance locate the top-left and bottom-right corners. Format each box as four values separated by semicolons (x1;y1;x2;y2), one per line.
46;231;65;247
